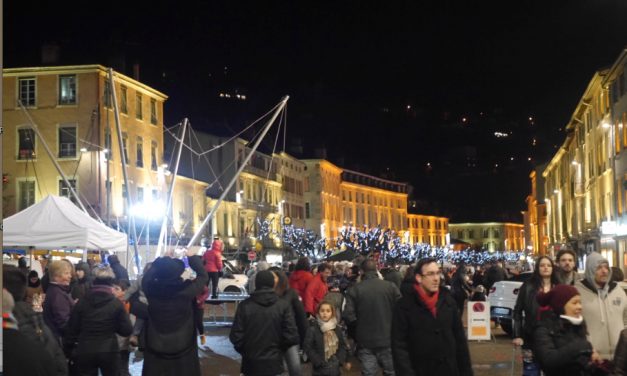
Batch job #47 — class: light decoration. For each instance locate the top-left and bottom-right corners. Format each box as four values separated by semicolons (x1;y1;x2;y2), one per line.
254;219;525;265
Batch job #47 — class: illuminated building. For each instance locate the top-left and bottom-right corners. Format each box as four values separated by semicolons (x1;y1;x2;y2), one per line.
407;214;449;247
3;65;208;251
523;167;548;255
448;222;525;252
302;160;343;241
543;67;615;264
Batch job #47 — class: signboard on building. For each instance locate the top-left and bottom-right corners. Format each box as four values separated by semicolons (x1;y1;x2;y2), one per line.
467;301;491;340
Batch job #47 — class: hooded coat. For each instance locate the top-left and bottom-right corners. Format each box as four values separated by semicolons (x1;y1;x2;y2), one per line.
43;283;75;340
575;252;627;360
64;284;133;355
141;255;208;376
229;287;300;376
71;262;92;301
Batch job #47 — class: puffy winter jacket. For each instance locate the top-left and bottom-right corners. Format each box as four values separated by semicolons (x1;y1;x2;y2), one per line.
289;269;314;301
229;288;299;375
303;323;348;376
304;274;328;315
202;249;223;273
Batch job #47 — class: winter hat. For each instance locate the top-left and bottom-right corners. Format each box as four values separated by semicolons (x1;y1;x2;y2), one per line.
255;270;276;289
536;284;580;315
153;257;185;281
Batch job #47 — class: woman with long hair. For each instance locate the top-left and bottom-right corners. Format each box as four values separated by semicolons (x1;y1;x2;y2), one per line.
512;256;559;375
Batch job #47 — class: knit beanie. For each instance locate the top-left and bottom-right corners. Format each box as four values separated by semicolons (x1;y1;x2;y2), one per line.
153;257;185;281
255;270;276;289
536;284;580;315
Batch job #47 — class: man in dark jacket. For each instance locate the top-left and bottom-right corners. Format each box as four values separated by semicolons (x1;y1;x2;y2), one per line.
484;260;508;290
141;249;209;376
3;265;68;376
108;254;129;282
343;259;401;376
229;270;300;376
392;258;473;376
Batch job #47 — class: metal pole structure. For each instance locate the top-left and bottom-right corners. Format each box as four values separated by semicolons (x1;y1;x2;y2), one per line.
155;119;188;258
108;68;141;273
18;101;94;219
187;96;289;248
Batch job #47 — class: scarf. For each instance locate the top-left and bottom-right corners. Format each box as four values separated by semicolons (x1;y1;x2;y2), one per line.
2;313;19;330
560;314;584;326
317;316;339;361
415;283;439;318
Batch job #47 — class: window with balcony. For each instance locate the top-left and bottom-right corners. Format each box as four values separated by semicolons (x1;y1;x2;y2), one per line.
136;137;144;168
18;179;36;211
59;179;77;204
151;141;158;171
121;86;128;114
150;98;158;125
104;80;111;108
17;128;36;160
58;126;77;158
104;128;113;160
136;93;143;120
18;77;36;107
58;75;77;105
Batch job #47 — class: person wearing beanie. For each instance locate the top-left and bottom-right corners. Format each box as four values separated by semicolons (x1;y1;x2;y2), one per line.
533;284;600;376
71;261;93;301
63;265;133;376
248;260;270;294
575;252;627;360
107;254;130;282
230;270;300;376
141;248;208;376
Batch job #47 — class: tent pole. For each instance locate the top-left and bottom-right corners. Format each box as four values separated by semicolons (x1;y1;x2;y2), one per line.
155;119;187;258
18;102;96;221
108;68;141;274
187;96;288;249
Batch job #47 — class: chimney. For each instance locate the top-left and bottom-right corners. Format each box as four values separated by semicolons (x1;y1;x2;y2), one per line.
133;63;140;81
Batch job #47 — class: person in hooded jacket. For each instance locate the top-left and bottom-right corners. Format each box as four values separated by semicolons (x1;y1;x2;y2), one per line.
203;236;224;299
450;264;473;317
71;261;92;301
533;284;600;376
107;254;129;282
289;257;314;301
63;265;133;376
230;270;300;376
575;252;627;360
26;270;44;308
4;266;68;376
141;249;208;376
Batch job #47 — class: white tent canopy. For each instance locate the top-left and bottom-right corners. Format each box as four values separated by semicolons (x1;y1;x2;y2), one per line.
3;195;128;253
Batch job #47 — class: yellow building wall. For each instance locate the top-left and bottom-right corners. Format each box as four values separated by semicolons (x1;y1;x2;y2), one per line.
407;214;448;246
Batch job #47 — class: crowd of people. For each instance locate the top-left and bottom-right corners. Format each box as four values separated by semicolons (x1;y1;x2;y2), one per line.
3;245;627;375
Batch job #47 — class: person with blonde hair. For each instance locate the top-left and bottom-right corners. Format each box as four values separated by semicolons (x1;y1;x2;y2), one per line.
43;260;75;342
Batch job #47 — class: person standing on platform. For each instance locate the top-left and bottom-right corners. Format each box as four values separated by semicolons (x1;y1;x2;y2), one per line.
203;236;224;299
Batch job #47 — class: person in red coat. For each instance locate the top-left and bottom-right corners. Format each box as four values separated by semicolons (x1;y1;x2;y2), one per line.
288;257;314;302
203;236;224;299
304;263;333;316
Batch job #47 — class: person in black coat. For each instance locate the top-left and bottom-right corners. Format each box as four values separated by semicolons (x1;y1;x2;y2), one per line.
229;270;300;376
450;264;472;317
303;301;351;375
63;265;133;376
71;261;93;301
270;266;308;375
392;258;473;376
533;284;599;376
141;250;208;376
399;265;416;299
107;254;129;282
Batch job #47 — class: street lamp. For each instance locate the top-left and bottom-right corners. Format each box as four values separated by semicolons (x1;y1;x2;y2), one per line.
130;200;165;262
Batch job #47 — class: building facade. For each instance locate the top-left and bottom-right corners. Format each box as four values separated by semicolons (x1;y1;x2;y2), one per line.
524;166;548;255
448;222;525;252
3;65;207;256
407;214;449;246
543;68;616;266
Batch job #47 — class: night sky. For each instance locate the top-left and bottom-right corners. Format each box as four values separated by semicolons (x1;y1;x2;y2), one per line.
6;0;627;222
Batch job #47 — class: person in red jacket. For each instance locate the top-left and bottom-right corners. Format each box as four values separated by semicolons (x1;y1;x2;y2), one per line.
288;257;314;302
203;236;224;299
304;263;333;316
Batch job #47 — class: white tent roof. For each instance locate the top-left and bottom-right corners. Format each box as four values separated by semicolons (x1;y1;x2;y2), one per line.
3;195;128;253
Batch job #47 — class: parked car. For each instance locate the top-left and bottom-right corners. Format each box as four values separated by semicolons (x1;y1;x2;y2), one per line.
488;271;532;336
217;259;248;295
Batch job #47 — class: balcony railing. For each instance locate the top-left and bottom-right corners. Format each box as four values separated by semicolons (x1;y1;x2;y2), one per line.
243;164;277;181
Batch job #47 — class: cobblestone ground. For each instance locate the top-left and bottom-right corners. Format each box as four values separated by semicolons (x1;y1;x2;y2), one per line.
128;303;522;376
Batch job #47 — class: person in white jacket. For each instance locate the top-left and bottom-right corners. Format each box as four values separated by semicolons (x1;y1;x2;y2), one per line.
575;252;627;360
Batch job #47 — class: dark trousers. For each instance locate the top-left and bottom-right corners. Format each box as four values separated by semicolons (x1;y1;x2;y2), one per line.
207;272;220;298
75;351;121;376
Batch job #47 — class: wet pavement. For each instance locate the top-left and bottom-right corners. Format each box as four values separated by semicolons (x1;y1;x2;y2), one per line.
128;303;522;375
